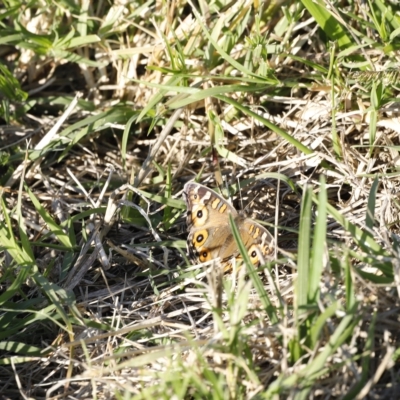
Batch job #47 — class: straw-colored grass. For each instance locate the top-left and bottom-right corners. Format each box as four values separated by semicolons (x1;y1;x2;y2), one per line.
1;0;400;398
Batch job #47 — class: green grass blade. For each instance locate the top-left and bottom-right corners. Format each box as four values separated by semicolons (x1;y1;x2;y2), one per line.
344;249;356;311
309;301;340;349
26;185;74;249
309;176;327;302
296;185;312;313
301;0;353;49
229;215;278;325
366;177;379;230
216;95;314;156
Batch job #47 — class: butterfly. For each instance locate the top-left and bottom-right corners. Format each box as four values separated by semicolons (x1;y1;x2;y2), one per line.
183;182;274;267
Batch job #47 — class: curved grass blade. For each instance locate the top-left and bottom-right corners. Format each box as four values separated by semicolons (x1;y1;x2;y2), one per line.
229;214;278;325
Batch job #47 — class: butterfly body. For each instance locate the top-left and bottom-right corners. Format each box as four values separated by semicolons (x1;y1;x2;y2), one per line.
183;182;273;267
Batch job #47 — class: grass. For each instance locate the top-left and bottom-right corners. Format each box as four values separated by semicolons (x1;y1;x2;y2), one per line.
1;0;400;398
